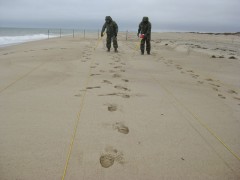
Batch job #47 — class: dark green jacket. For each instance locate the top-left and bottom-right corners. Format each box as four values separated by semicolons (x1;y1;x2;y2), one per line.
101;21;118;37
138;21;151;39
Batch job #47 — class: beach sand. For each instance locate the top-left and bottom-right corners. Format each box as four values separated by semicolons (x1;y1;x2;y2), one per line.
0;32;240;179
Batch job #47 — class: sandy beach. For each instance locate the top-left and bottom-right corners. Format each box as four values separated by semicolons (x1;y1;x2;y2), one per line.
0;32;240;179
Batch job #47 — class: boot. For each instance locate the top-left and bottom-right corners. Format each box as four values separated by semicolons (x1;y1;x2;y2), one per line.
141;50;144;55
107;48;110;52
114;48;118;53
147;51;150;55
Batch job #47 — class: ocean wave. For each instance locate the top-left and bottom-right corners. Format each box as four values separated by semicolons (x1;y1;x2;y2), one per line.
0;34;57;46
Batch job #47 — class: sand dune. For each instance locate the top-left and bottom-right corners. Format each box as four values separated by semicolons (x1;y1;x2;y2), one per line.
0;32;240;179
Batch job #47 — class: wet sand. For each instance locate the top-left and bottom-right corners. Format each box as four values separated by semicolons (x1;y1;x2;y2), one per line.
0;32;240;179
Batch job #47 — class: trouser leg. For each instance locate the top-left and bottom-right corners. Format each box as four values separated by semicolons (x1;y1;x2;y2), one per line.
106;36;111;49
146;38;151;54
112;36;118;49
140;38;145;54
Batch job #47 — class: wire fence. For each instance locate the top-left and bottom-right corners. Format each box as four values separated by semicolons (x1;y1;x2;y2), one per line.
47;28;135;41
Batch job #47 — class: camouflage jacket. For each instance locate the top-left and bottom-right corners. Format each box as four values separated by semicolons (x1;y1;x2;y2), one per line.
101;21;118;36
138;21;151;38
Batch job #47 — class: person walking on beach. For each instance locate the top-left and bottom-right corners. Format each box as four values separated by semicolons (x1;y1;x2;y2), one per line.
101;16;118;52
137;16;151;55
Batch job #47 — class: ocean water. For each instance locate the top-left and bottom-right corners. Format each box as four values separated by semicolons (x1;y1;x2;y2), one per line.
0;27;79;47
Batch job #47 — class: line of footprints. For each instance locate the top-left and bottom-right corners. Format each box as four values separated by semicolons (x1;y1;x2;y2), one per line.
75;51;131;168
100;53;130;168
160;57;240;105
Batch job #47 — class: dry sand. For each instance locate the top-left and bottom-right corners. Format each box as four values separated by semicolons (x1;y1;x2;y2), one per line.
0;32;240;179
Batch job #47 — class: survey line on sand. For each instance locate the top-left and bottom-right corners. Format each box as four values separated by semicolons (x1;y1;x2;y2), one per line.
151;74;240;161
136;38;142;50
94;32;105;50
62;41;100;180
0;61;46;94
206;75;240;93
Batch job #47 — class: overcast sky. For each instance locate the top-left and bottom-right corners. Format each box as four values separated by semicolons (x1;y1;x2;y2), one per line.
0;0;240;32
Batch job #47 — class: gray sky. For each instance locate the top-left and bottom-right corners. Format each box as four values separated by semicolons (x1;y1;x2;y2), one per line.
0;0;240;32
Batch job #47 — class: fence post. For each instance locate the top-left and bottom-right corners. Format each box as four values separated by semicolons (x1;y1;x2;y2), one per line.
126;30;128;41
84;29;85;39
48;29;49;39
73;29;74;38
60;29;61;38
98;29;99;39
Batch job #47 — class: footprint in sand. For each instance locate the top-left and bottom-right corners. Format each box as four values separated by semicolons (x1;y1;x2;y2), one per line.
90;73;101;76
109;70;116;73
233;97;240;101
114;85;130;91
191;74;199;79
218;94;226;99
86;86;101;89
209;83;221;87
100;154;114;168
99;93;130;98
102;80;112;84
105;104;118;112
113;122;129;134
206;78;214;82
212;87;219;91
175;65;183;70
100;147;124;168
112;73;121;78
229;56;237;59
122;79;129;82
227;89;238;95
74;94;82;97
114;66;122;69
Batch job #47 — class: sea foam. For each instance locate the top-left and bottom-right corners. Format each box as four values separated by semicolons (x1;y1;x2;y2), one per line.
0;34;56;47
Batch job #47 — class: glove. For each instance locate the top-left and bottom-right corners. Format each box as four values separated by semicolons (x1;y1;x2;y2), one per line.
101;33;103;37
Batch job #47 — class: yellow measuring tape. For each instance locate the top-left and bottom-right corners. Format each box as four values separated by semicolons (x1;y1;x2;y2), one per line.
0;61;46;94
136;37;142;50
61;62;93;180
94;32;105;50
61;36;103;180
151;74;240;161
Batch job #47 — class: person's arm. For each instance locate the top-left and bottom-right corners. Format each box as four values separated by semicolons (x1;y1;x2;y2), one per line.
137;23;141;37
113;21;118;37
101;23;106;36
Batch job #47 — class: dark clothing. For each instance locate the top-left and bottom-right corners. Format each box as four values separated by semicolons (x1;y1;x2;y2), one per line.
138;20;151;54
140;38;151;54
101;18;118;50
106;36;118;49
101;20;118;37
